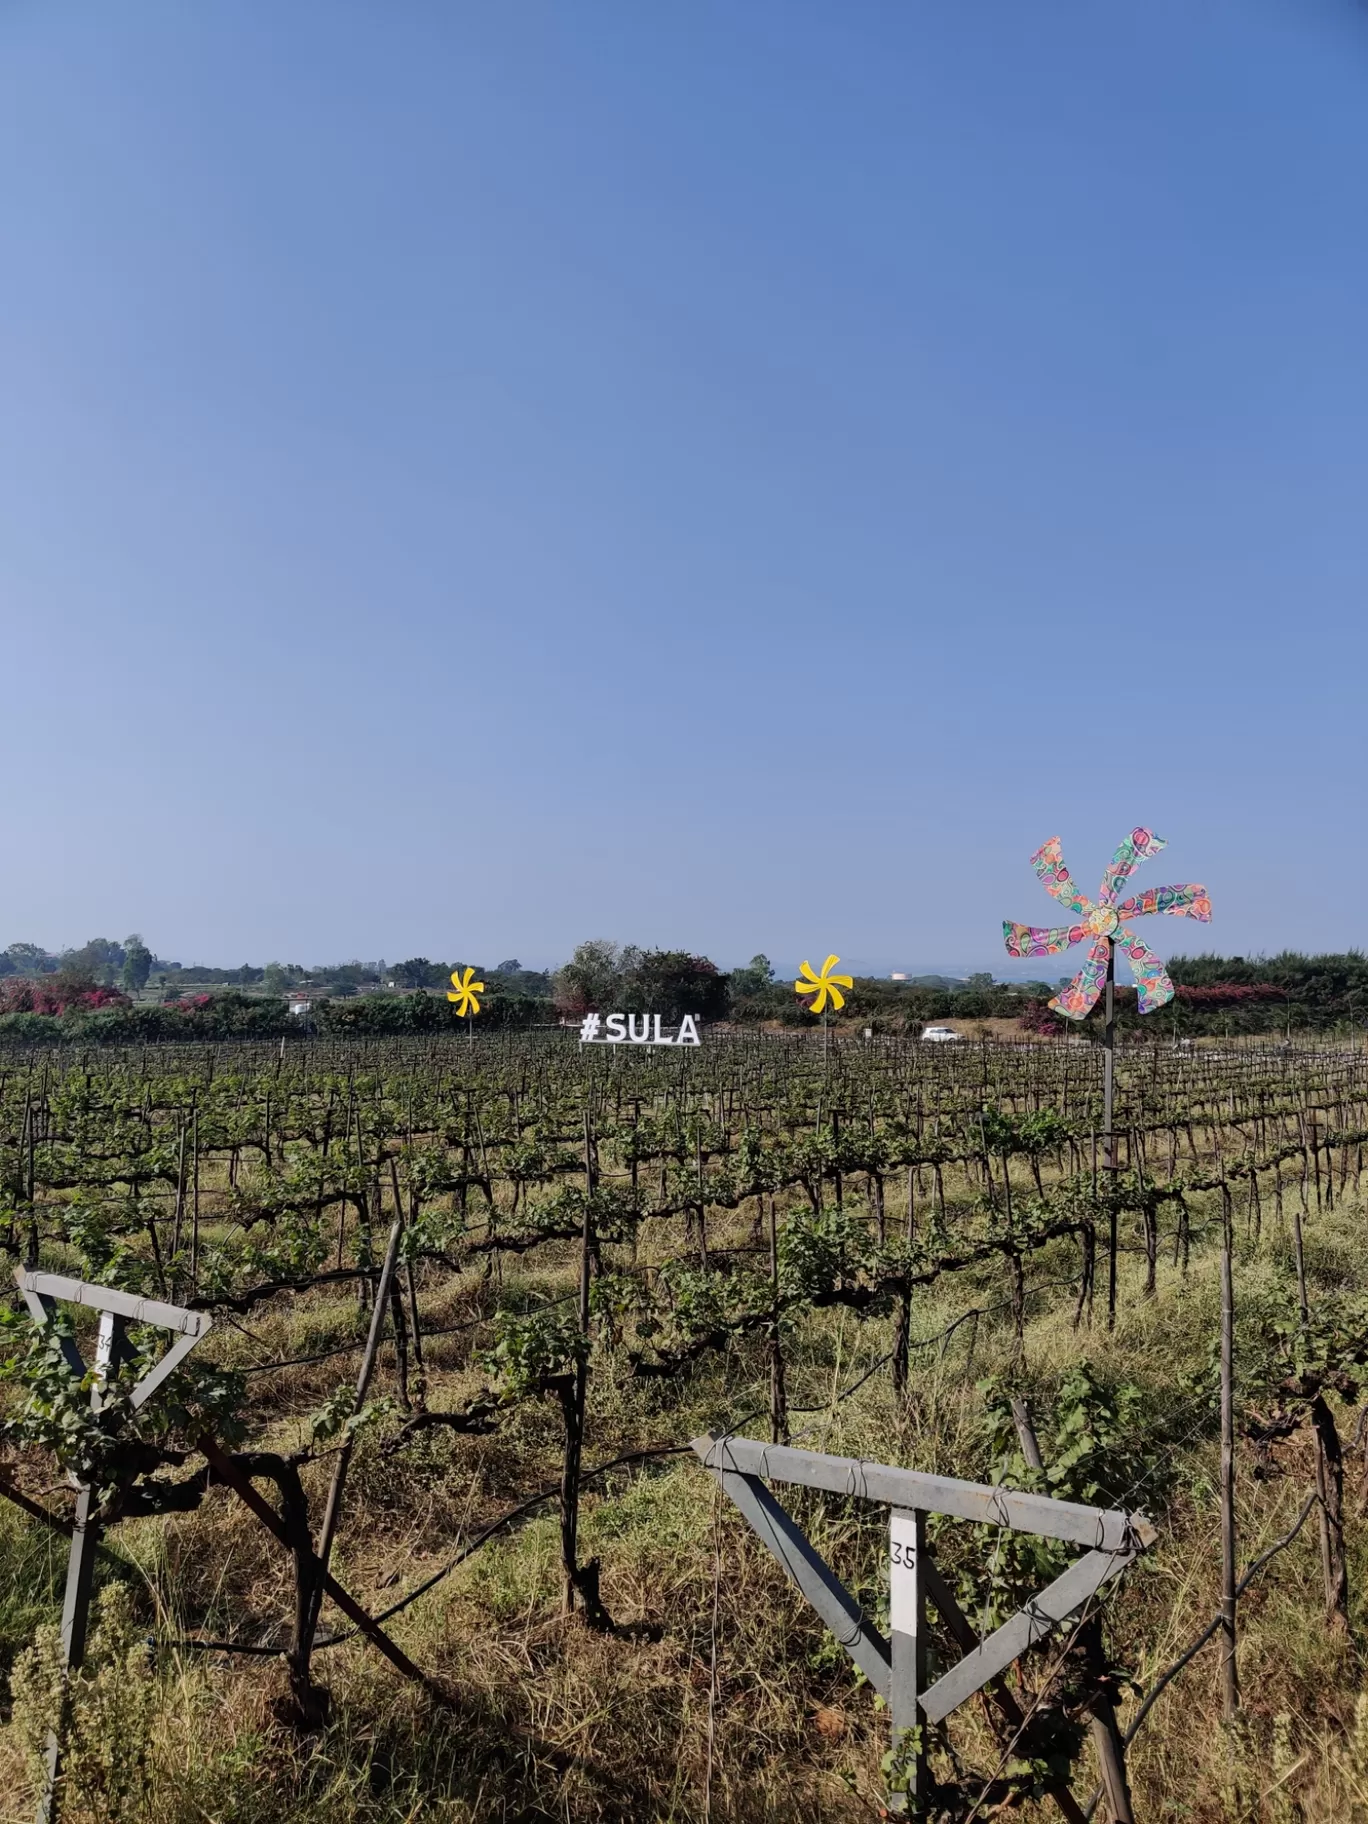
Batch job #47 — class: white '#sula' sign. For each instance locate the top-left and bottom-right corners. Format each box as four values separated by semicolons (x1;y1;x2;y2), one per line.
578;1012;702;1047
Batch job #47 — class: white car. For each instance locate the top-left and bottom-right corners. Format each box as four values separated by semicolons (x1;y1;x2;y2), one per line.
920;1025;962;1043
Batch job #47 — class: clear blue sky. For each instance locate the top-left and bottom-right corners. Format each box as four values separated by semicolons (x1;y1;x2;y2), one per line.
3;2;1364;976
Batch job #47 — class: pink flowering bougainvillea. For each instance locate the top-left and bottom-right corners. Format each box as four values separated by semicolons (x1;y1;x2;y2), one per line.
1174;983;1284;1009
0;979;133;1016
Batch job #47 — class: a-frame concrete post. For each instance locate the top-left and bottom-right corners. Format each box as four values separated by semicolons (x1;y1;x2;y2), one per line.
15;1275;211;1824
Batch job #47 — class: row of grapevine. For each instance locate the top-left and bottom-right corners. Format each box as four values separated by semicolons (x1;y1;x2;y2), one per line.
1;1028;1365;1817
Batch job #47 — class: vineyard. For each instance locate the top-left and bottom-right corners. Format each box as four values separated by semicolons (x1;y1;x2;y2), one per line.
0;1028;1366;1822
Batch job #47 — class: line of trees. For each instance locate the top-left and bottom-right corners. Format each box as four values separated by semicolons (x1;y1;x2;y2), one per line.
1021;951;1368;1039
0;937;154;994
1169;951;1368;1016
1;935;1363;1043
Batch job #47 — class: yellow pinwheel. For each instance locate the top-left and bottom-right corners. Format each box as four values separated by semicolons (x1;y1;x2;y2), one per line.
447;966;485;1018
793;955;853;1016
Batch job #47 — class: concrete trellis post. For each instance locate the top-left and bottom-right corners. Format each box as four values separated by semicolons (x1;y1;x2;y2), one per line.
888;1507;927;1804
692;1433;1156;1816
14;1271;212;1824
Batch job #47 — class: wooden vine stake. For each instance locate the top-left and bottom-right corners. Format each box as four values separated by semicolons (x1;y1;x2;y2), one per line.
1011;1398;1132;1823
298;1208;405;1673
560;1108;595;1615
693;1433;1155;1817
767;1196;788;1444
1218;1183;1240;1719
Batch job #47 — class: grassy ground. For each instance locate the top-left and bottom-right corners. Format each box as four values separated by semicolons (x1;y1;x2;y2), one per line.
1;1184;1366;1822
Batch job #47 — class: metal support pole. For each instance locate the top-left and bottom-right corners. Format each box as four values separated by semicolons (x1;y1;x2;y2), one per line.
889;1507;927;1814
1103;937;1118;1331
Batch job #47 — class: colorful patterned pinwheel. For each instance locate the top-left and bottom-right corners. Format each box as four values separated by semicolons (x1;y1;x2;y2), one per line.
447;967;485;1017
794;955;854;1016
1003;829;1210;1019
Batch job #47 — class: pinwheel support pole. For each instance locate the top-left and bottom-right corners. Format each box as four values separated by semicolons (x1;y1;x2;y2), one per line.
1103;936;1118;1330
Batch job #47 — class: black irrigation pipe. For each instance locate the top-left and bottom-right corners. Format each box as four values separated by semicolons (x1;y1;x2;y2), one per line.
330;1275;1114;1641
163;1440;698;1659
788;1353;894;1437
165;1339;902;1659
236;1291;580;1376
333;1440;704;1642
231;1238;1080;1381
167;1634;282;1658
163;1281;1064;1662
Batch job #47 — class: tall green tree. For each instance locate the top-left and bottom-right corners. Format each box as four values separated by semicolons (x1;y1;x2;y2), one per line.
620;949;730;1021
119;937;153;993
553;940;624;1015
729;954;775;997
391;957;446;989
2;944;48;970
61;938;124;985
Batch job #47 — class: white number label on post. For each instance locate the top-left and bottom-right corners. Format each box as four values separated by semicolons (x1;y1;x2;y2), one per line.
889;1510;919;1637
